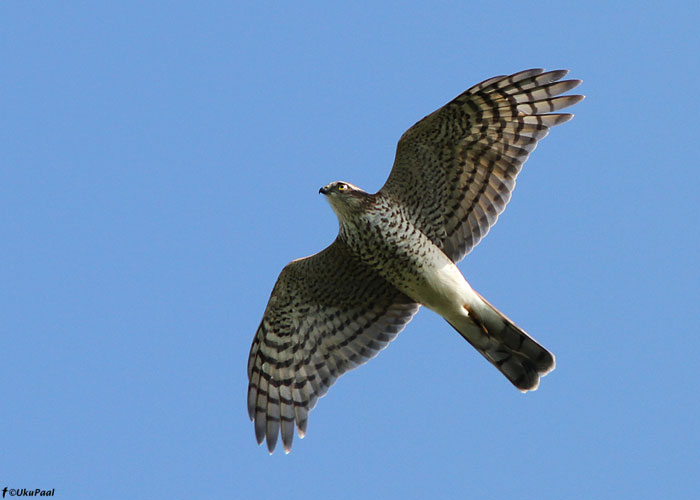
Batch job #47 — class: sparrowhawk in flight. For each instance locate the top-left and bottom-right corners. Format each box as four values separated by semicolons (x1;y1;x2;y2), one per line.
248;68;583;453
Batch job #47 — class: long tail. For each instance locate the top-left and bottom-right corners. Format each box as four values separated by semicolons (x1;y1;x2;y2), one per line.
449;292;555;392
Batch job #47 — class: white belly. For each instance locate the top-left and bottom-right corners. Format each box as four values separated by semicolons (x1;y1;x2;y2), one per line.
396;250;481;324
345;208;483;321
419;262;474;312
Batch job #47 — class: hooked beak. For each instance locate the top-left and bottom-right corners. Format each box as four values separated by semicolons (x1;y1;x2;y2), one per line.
319;186;329;195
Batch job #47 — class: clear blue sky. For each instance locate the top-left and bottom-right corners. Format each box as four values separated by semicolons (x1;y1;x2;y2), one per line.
2;2;699;499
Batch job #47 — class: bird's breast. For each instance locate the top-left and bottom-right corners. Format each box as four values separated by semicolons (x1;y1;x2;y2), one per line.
340;207;470;312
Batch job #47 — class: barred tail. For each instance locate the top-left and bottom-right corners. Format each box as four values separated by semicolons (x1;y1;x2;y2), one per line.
449;293;555;392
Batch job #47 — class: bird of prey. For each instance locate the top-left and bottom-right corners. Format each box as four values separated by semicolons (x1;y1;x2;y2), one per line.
248;68;583;453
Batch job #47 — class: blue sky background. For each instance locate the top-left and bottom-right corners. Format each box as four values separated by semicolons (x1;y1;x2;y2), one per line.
2;1;699;499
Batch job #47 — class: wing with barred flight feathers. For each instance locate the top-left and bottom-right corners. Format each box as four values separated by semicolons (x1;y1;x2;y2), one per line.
379;68;583;262
247;238;419;453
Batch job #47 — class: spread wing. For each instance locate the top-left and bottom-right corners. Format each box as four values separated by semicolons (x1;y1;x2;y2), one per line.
247;238;419;453
379;68;583;262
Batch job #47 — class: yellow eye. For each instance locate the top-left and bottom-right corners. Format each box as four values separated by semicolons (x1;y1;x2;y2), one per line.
337;184;348;191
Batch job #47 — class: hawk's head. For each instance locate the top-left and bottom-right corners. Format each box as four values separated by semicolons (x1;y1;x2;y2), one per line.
319;181;370;220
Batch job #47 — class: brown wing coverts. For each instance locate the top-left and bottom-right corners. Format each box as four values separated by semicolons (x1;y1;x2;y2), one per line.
247;239;419;453
380;68;583;262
